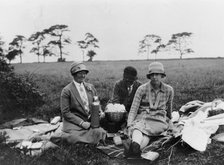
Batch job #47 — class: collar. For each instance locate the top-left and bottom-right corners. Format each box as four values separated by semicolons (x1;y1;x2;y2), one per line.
149;81;165;93
128;84;133;89
73;80;84;88
73;80;93;92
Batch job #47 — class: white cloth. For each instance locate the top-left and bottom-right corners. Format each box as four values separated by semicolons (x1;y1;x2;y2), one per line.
127;85;133;95
73;80;89;112
181;100;224;152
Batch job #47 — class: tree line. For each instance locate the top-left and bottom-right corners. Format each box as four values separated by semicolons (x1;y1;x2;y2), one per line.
0;24;99;63
0;24;194;63
138;32;194;60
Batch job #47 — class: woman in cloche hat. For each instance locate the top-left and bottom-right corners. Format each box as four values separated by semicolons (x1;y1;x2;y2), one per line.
60;61;106;144
125;62;174;157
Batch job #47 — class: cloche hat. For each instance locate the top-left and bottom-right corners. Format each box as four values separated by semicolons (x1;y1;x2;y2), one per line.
70;61;89;75
146;62;166;79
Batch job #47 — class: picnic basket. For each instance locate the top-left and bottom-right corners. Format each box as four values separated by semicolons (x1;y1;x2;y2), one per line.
105;111;126;122
105;103;126;122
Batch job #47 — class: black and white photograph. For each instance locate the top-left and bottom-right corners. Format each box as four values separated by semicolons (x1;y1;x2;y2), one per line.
1;0;224;164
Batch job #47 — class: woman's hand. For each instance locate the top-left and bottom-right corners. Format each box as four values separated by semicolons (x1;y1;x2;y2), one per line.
100;111;105;119
99;106;105;119
82;122;91;129
127;127;132;138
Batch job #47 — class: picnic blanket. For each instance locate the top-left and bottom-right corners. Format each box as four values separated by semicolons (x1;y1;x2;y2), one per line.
0;117;61;156
97;134;174;159
1;99;224;159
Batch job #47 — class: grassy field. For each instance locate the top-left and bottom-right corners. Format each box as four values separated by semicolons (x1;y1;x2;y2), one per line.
13;58;224;116
1;58;224;165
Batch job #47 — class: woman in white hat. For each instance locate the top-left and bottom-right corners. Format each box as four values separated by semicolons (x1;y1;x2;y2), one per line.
60;61;106;144
125;62;174;157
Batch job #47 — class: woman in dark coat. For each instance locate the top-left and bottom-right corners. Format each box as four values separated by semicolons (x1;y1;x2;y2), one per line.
60;62;106;144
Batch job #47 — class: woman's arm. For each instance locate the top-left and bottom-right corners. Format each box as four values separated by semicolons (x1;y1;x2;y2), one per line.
60;88;84;126
166;87;174;119
127;86;143;126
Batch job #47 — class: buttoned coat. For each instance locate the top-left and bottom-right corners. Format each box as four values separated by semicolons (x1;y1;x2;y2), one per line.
60;81;97;132
127;81;174;136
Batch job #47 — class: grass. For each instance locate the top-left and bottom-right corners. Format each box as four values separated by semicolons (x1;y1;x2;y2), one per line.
13;58;224;118
1;58;224;164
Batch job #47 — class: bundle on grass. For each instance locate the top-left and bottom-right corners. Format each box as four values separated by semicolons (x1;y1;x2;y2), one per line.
175;99;224;152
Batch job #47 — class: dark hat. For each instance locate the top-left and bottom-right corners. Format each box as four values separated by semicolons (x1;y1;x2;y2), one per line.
70;61;89;75
146;62;166;79
123;66;137;81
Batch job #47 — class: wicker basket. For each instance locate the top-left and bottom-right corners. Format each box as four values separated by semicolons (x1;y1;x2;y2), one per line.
105;112;126;122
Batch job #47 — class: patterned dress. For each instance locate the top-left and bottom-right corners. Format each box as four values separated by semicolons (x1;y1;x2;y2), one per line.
127;81;174;136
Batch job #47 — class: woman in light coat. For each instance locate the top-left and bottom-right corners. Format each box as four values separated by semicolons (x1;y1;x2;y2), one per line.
126;62;174;157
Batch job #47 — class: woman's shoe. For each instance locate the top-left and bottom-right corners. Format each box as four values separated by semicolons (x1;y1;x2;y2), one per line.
123;140;142;158
130;141;141;157
123;139;132;157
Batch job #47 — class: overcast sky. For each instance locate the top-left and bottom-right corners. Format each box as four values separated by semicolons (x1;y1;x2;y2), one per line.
0;0;224;62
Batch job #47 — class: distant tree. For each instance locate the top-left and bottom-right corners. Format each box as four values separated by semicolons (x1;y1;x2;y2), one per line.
0;36;5;59
87;50;96;61
6;50;18;63
0;47;3;59
138;34;161;60
9;35;26;63
84;33;99;48
77;40;87;62
77;33;99;61
45;24;71;62
0;36;17;64
28;31;46;63
166;32;194;59
151;44;166;61
42;45;54;62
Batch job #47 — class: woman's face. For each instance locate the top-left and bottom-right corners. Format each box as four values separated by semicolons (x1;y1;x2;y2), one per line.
150;73;163;86
73;71;88;83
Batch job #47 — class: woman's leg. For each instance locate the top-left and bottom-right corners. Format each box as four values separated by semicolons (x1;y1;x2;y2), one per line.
140;135;150;149
132;129;150;149
132;129;143;145
130;129;143;156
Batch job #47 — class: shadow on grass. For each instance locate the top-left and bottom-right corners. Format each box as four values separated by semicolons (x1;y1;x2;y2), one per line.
1;139;224;165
